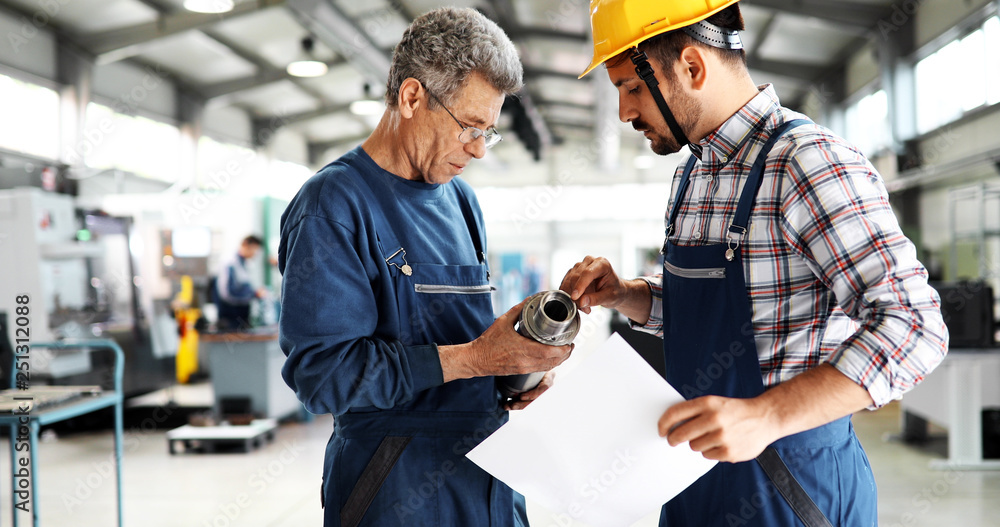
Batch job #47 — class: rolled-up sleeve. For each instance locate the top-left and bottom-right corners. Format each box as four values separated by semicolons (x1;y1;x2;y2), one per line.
278;215;443;415
630;274;665;338
780;140;949;408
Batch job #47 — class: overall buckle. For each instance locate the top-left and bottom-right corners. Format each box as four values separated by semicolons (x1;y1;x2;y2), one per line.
725;225;746;262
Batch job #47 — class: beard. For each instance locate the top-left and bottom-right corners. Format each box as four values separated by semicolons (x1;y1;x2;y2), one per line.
633;87;702;156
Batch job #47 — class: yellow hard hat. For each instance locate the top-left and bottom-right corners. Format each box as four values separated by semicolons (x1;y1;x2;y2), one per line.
580;0;740;78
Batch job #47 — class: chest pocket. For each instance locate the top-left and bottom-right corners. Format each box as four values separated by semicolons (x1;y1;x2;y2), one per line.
369;182;494;348
399;262;494;346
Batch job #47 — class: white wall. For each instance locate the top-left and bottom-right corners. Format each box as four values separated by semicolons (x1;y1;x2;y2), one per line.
916;0;993;48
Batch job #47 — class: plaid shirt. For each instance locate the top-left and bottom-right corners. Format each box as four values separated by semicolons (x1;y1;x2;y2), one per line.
634;85;948;408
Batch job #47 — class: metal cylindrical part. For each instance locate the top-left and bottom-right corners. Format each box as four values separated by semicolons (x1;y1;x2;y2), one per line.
497;290;581;397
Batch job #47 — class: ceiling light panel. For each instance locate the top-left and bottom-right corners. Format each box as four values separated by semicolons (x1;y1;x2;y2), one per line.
229;80;321;116
211;8;333;70
134;31;257;85
183;0;234;14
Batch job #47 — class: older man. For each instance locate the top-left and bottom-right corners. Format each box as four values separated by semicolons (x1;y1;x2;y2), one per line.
278;8;570;527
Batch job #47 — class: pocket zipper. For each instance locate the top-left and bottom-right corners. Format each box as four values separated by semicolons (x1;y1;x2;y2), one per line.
664;261;726;279
413;284;495;294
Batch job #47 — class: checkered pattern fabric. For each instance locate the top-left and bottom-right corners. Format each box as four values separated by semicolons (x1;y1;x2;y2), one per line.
634;85;948;408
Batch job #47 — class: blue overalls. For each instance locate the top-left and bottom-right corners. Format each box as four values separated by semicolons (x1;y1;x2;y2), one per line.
658;120;878;526
322;170;527;527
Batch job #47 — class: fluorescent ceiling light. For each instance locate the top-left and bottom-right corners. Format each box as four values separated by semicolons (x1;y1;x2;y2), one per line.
183;0;234;14
287;36;328;78
287;60;328;78
350;100;384;116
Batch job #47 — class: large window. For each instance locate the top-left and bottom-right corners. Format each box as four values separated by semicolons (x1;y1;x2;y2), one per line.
0;73;59;160
197;136;261;195
83;103;181;182
266;159;313;201
844;89;890;156
916;16;1000;134
197;136;311;200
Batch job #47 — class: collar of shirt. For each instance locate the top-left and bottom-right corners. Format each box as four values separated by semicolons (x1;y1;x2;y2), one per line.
686;84;780;170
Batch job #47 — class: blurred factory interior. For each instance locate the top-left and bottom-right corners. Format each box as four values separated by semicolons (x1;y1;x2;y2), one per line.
0;0;999;525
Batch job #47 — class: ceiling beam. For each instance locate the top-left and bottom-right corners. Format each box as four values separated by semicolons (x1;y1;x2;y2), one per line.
264;102;354;127
484;0;556;153
546;119;594;130
133;0;173;11
514;27;588;42
535;100;595;112
748;58;828;83
198;57;343;104
80;0;287;64
126;0;337;106
747;12;777;65
201;30;335;104
748;0;889;33
523;67;583;82
287;0;391;85
386;0;418;24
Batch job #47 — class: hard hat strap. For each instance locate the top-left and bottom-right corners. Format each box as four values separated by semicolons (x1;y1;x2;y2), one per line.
630;49;690;147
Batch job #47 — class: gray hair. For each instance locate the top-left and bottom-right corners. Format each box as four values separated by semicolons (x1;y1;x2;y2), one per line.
385;7;523;110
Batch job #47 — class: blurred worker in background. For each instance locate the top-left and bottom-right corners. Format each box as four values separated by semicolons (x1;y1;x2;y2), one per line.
213;234;267;331
278;7;570;527
561;1;949;525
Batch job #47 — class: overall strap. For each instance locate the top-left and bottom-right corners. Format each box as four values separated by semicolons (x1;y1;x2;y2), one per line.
757;447;834;527
451;181;487;265
665;154;700;237
727;118;812;239
339;436;412;527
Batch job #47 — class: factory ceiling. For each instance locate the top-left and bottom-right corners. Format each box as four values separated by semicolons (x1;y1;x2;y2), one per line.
0;0;901;166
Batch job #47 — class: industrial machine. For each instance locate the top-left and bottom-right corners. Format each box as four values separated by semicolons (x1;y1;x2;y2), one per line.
0;187;173;396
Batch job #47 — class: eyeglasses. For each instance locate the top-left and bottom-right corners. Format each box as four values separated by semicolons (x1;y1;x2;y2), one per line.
426;90;502;149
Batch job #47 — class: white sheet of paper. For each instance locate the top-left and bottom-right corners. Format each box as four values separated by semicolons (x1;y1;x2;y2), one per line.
467;333;717;527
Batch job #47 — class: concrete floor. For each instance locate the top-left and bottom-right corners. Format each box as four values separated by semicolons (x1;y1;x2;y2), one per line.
1;392;998;526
